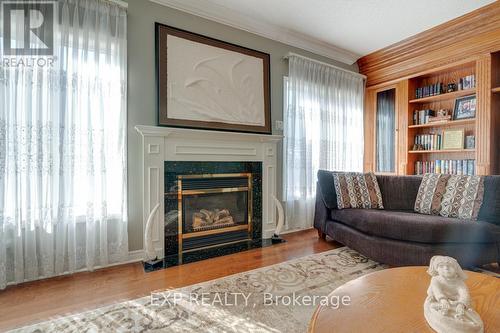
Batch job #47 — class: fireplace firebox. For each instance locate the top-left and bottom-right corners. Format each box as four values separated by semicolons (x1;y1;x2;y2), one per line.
178;173;253;253
162;161;263;266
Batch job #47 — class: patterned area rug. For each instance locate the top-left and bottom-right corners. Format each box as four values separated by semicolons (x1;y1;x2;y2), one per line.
10;247;386;333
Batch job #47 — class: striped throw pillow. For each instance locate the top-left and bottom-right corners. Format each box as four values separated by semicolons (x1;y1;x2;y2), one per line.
414;173;484;220
332;172;384;210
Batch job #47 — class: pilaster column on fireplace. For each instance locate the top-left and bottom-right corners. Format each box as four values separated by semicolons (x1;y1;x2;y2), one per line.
135;125;283;260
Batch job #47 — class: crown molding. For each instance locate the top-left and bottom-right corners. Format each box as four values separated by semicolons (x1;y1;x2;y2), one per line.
149;0;360;65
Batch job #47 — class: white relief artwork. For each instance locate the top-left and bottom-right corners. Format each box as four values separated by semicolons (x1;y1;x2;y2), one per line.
167;34;265;126
424;256;484;333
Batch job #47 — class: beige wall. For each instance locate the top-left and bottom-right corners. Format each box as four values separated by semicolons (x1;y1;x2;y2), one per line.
127;0;359;251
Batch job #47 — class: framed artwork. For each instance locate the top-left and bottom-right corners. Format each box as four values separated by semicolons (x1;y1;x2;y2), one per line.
155;23;271;134
442;129;464;150
453;95;476;120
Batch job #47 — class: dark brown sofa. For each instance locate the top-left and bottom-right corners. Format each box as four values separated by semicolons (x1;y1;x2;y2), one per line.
314;170;500;267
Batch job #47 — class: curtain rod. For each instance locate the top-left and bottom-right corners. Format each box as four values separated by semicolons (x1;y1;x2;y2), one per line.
283;52;366;80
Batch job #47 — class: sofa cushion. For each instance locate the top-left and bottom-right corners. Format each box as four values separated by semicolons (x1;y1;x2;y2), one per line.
414;173;485;220
376;175;422;211
330;209;499;243
333;172;384;209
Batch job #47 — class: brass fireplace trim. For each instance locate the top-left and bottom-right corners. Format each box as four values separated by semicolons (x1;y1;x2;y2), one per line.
178;172;252;179
177;178;183;261
182;238;250;253
181;187;248;196
177;172;253;257
182;224;249;239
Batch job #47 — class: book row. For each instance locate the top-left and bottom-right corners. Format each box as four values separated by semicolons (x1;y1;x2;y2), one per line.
414;159;475;176
414;75;476;99
413;109;435;125
413;134;442;151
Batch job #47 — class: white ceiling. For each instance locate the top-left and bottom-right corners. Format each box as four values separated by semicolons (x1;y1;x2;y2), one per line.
153;0;495;64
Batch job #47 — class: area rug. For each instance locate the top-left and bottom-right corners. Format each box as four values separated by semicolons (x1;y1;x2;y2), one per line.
10;247;386;333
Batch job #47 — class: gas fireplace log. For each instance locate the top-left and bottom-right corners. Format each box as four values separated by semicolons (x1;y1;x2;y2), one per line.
212;216;234;225
192;208;235;229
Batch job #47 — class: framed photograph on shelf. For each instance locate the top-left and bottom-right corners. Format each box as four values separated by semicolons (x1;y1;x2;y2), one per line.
465;135;476;149
453;95;476;120
442;129;464;150
155;23;271;134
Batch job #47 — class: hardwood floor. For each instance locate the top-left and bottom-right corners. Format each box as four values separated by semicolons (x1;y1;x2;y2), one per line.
0;229;340;331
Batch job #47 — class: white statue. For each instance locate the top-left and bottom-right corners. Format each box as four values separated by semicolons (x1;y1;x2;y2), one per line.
271;194;286;243
424;256;484;333
144;203;160;261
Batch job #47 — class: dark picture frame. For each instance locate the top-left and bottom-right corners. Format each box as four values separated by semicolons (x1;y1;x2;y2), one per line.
453;95;476;120
155;23;271;134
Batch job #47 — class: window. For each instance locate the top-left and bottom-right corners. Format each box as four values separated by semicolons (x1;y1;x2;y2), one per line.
0;0;128;289
283;55;364;230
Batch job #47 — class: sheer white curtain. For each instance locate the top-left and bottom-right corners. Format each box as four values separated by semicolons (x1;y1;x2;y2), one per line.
0;0;128;289
284;56;364;230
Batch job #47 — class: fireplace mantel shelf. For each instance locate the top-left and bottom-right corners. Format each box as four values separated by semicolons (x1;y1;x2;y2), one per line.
135;125;283;143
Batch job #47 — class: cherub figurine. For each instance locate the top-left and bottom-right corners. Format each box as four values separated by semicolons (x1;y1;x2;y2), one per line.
424;256;484;333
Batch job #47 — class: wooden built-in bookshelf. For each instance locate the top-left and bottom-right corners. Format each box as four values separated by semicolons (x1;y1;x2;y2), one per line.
405;61;478;175
360;2;500;176
364;54;500;176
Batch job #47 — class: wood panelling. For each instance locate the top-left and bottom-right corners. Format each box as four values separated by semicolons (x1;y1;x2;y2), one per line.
396;80;409;175
491;52;500;174
358;2;500;87
476;55;492;175
364;89;376;172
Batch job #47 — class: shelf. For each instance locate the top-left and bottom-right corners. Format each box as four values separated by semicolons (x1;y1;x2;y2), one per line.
408;118;475;129
409;88;476;103
492;87;500;93
408;149;475;154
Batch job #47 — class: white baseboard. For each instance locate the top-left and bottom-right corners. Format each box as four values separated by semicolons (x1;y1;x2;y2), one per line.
5;250;145;288
128;249;145;262
280;226;314;235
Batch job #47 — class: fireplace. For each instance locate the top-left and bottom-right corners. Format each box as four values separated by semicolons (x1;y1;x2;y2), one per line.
178;173;253;252
135;126;281;270
164;161;262;264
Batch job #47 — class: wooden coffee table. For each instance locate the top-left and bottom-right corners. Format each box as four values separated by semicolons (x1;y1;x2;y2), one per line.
309;267;499;333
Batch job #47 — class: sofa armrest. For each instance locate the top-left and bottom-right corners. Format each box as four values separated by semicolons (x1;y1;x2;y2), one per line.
314;182;331;233
317;170;338;209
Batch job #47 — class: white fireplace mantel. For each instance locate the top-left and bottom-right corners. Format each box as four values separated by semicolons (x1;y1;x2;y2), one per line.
135;125;283;259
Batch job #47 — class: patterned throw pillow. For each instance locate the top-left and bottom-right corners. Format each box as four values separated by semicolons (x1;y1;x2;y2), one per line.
332;172;384;210
414;173;484;220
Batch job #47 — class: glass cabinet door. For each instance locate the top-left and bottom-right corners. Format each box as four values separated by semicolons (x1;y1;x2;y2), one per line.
376;89;396;173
